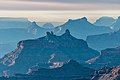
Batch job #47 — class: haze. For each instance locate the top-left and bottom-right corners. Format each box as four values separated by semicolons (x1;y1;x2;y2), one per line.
0;0;120;22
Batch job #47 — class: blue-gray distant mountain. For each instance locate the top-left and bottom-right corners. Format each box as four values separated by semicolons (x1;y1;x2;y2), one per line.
37;22;63;27
54;17;113;39
0;28;33;43
86;30;120;51
42;23;54;29
94;16;120;31
111;16;120;31
0;30;99;75
0;21;47;57
94;16;115;27
0;22;47;43
0;44;16;58
0;60;94;80
27;21;47;37
0;18;30;29
89;46;120;69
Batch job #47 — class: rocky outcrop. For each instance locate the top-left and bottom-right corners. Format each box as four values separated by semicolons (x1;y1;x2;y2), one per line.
0;30;99;75
0;41;24;66
90;46;120;69
0;60;95;80
28;60;94;79
92;66;120;80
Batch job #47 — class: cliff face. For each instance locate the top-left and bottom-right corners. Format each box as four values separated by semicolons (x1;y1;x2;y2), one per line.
0;60;95;80
27;60;95;79
89;46;120;69
92;66;120;80
0;41;24;66
86;29;120;51
0;30;99;75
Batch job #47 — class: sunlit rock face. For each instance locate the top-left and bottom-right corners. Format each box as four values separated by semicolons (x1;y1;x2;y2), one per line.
0;30;99;75
0;41;24;66
92;66;120;80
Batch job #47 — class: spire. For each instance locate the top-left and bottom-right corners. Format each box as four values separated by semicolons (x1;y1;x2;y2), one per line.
65;29;70;35
61;29;71;37
32;21;37;26
46;32;51;36
46;31;54;37
81;17;87;21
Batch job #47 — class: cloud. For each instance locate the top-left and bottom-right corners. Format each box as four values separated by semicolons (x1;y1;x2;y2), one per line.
6;0;120;4
0;0;120;10
0;1;89;10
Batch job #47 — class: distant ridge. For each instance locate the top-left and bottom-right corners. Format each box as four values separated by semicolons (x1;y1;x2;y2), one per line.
94;16;115;27
0;17;31;29
86;29;120;50
54;17;112;39
94;16;120;31
111;16;120;31
42;23;54;29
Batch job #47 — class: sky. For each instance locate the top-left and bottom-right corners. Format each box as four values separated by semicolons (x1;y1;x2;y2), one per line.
0;0;120;22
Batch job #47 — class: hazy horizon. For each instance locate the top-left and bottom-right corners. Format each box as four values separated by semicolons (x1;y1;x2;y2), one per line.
0;10;120;23
0;0;120;22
